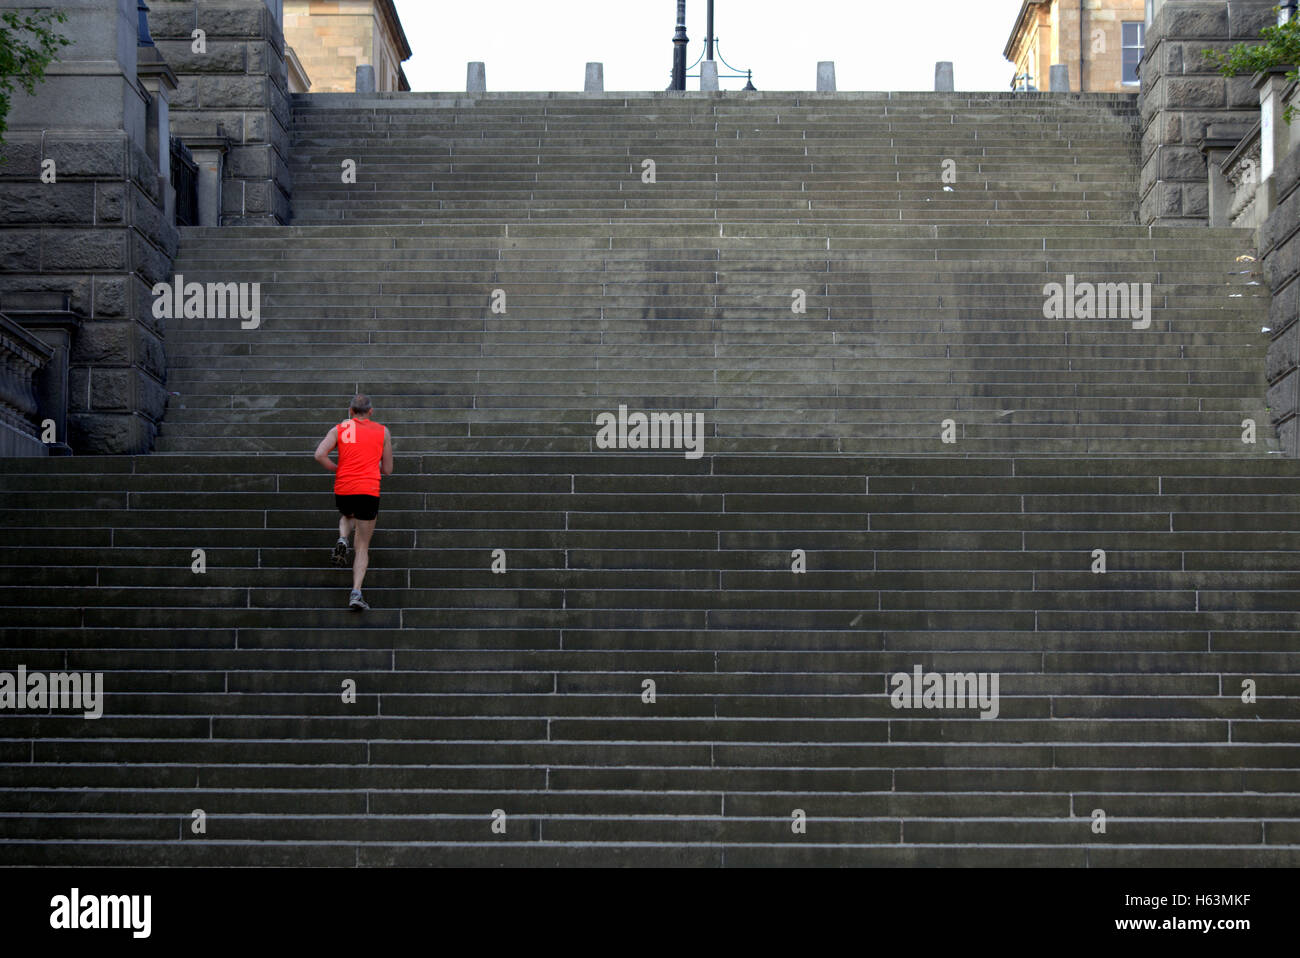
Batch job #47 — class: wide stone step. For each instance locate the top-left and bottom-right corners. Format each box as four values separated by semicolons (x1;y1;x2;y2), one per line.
180;223;1250;243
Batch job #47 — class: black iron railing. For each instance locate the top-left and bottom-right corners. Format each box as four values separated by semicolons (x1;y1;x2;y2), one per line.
170;137;198;227
690;40;756;90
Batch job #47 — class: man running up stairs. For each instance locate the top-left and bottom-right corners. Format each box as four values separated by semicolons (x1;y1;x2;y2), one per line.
313;394;394;610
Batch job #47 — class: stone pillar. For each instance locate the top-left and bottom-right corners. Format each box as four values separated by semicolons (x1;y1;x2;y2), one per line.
468;61;487;93
816;62;836;92
0;0;175;455
187;137;230;228
1256;68;1294;211
148;0;293;225
1199;133;1241;226
1049;64;1071;92
355;64;376;93
700;60;719;91
934;61;954;92
585;62;604;92
138;46;179;226
1138;0;1276;226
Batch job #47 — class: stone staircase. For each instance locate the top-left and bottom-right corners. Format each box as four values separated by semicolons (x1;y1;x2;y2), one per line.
3;452;1300;865
156;93;1271;458
159;221;1270;457
288;92;1143;226
2;92;1297;867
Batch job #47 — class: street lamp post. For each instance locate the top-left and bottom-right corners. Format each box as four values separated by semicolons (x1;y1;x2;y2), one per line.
706;0;714;62
669;0;754;92
671;1;688;91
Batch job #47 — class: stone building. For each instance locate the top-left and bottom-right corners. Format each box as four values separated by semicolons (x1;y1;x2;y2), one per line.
1005;0;1149;91
0;0;178;455
148;0;295;227
0;0;411;455
283;0;411;93
1138;0;1273;227
0;0;294;454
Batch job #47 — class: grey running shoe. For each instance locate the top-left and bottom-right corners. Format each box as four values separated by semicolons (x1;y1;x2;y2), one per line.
349;589;369;611
331;537;350;567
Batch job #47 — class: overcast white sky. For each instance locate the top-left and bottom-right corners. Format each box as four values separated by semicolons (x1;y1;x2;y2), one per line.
392;0;1025;93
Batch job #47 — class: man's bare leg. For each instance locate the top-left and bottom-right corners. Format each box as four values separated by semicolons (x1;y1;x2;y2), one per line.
352;518;377;593
332;515;355;567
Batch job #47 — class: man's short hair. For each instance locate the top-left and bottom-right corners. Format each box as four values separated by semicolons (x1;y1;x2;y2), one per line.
349;394;372;415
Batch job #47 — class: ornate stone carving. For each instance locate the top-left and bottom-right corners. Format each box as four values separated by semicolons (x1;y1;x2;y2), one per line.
1224;135;1262;227
0;312;54;454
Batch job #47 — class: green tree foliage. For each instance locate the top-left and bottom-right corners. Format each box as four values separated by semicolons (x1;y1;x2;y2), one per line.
1207;9;1300;121
0;9;70;147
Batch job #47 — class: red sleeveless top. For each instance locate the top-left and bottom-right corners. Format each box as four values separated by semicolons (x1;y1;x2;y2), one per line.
333;418;385;497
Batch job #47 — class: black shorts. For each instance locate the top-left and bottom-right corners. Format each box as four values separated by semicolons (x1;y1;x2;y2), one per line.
336;494;380;521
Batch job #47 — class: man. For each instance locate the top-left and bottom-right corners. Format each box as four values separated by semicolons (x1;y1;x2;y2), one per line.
314;394;393;610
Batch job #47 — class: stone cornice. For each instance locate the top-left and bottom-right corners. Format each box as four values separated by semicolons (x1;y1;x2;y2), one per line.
1004;0;1048;61
377;0;412;62
285;44;311;92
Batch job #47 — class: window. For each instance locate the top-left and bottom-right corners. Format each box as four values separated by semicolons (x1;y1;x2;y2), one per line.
1122;22;1146;85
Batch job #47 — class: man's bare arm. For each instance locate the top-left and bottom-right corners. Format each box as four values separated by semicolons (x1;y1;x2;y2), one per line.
381;427;394;477
314;427;339;472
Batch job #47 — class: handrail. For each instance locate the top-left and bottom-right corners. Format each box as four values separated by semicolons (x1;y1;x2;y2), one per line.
713;39;749;77
680;39;756;89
